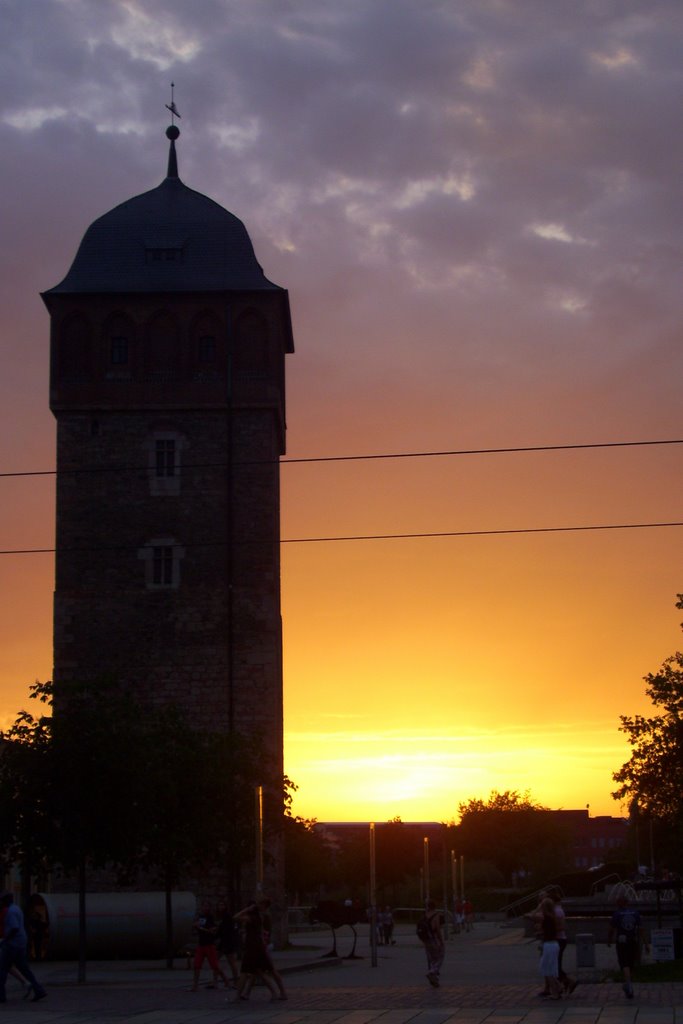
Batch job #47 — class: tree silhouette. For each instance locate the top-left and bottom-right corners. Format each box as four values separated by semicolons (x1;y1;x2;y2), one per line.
612;593;683;864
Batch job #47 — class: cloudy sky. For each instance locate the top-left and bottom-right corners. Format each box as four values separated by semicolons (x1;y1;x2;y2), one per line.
1;0;682;822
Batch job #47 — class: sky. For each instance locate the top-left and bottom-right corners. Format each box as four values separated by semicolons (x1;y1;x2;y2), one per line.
1;0;682;825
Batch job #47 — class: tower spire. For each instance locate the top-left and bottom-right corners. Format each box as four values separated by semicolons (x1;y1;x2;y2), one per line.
165;82;181;179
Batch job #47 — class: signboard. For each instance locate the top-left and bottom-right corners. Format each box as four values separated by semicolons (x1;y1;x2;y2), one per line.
650;928;675;962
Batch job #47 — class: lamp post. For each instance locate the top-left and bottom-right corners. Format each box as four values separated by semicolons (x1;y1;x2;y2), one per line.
369;822;377;967
423;837;430;903
255;785;263;892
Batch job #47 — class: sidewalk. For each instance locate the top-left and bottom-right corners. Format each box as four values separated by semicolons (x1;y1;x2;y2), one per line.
1;919;681;1023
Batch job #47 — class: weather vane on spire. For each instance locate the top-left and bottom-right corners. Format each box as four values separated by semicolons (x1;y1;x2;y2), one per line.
165;82;181;125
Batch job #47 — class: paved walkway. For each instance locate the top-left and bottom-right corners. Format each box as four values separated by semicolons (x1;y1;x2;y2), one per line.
1;920;681;1023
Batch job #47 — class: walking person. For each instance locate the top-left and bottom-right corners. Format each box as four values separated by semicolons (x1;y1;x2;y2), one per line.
191;901;231;991
552;892;577;994
418;898;445;987
0;893;46;1003
234;898;283;1000
608;894;644;999
259;897;287;1000
216;900;239;987
538;897;562;1000
0;899;31;999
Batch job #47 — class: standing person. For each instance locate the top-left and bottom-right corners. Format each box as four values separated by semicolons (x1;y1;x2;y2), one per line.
418;898;445;988
552;893;577;994
233;899;282;1000
608;895;643;999
191;901;231;992
538;897;561;1000
216;900;239;987
0;893;46;1003
382;906;395;945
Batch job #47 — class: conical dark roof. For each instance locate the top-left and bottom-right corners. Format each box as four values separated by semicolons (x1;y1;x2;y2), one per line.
45;142;281;295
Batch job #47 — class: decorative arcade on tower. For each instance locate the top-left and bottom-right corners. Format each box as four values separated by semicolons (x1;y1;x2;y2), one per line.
41;120;294;907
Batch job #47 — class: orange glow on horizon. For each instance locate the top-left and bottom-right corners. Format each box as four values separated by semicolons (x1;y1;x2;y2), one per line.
1;7;682;829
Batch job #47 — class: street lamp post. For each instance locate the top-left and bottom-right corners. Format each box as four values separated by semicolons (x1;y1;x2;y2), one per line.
255;785;263;892
423;837;430;903
369;822;377;967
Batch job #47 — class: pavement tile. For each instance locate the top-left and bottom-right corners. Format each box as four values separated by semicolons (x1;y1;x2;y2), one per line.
367;1012;424;1023
334;1014;394;1024
0;920;679;1024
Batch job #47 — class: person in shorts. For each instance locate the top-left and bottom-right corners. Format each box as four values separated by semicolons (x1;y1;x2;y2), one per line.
191;901;231;991
608;894;643;999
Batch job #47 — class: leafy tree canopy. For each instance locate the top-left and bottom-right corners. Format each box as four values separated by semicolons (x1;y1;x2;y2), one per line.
456;790;571;883
0;681;54;892
612;593;683;827
0;677;285;896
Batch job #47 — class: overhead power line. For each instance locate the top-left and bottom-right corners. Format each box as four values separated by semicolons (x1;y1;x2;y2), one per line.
1;519;682;556
0;437;682;480
283;437;683;465
281;520;683;544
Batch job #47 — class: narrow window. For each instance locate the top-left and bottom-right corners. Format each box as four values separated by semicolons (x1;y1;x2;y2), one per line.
138;538;185;590
199;335;216;364
155;439;176;478
146;431;184;496
152;545;174;586
110;336;128;365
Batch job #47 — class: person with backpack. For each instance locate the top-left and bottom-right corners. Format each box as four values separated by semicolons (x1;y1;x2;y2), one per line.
607;894;645;999
417;899;445;987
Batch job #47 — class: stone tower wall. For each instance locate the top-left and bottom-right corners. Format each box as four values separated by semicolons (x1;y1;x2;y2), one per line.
48;288;288;906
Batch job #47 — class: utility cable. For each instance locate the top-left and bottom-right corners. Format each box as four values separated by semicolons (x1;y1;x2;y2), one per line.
0;437;681;480
1;519;682;555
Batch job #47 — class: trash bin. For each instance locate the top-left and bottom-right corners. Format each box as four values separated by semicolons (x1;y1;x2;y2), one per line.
575;933;595;969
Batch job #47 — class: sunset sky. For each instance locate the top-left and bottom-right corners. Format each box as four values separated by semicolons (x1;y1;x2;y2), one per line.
1;0;682;824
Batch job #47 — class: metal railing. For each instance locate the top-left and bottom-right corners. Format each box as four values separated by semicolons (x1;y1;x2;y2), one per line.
498;884;564;919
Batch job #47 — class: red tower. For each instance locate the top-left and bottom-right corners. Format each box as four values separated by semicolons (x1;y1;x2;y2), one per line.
42;126;293;902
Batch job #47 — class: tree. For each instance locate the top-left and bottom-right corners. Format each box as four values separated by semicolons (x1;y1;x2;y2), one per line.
456;790;572;883
612;593;683;857
0;676;287;971
376;818;432;903
49;676;159;980
0;681;55;907
283;814;335;902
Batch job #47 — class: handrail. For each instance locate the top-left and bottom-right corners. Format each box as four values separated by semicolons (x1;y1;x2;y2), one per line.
499;884;565;918
589;872;622;897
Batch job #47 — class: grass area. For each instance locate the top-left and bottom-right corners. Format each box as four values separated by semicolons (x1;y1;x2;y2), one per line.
635;961;683;982
606;962;683;983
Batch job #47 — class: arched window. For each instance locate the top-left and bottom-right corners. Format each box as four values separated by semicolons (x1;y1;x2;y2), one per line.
190;311;223;380
144;312;179;381
103;313;135;379
234;310;268;373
